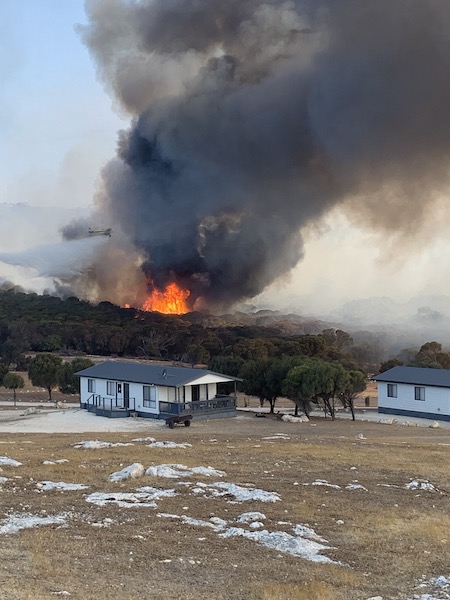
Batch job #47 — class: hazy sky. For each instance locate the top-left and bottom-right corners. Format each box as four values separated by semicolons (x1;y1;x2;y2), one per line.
0;0;126;209
0;1;449;315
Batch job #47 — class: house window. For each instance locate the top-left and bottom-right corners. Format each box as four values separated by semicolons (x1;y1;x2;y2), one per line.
414;386;425;401
143;385;156;408
106;381;116;396
87;379;95;393
387;384;397;398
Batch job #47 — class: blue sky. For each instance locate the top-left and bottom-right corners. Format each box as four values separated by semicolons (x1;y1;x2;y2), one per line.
0;0;126;208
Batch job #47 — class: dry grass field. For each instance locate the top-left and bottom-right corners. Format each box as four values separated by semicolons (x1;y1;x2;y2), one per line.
0;413;449;600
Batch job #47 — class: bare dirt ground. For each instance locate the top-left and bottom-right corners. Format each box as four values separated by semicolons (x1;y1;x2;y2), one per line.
0;410;449;600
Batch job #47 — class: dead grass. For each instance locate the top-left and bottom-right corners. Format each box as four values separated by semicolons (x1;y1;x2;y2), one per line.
0;415;449;599
257;581;337;600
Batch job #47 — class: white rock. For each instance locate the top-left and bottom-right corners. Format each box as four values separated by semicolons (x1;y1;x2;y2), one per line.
237;512;266;523
109;463;145;482
20;408;39;416
145;464;225;479
0;457;22;467
148;441;192;448
281;414;309;423
405;479;436;492
430;421;440;428
37;481;89;491
345;483;368;491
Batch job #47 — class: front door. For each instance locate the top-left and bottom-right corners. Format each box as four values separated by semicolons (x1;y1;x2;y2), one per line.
123;383;130;409
191;385;200;402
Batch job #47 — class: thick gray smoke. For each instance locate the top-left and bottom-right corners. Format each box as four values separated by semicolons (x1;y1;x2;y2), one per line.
73;0;450;310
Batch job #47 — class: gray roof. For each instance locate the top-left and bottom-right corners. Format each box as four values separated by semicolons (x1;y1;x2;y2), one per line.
75;361;240;387
373;365;450;388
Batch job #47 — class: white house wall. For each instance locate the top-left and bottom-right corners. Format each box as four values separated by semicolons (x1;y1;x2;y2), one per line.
131;382;157;415
157;386;168;403
184;386;191;402
184;383;217;402
80;376;218;414
378;381;450;419
80;376;160;416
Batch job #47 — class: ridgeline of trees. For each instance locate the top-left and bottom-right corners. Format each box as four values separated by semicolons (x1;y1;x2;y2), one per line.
0;288;448;416
0;289;383;372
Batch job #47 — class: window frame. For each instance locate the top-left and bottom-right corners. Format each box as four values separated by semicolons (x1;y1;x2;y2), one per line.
387;383;397;398
87;379;95;393
414;386;425;401
143;384;157;408
106;381;116;396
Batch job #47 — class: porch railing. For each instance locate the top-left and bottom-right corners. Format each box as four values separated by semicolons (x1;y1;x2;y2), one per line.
83;394;234;417
159;395;236;416
85;394;136;412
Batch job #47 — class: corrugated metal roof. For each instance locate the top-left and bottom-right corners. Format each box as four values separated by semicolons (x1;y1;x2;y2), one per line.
75;361;240;387
373;365;450;387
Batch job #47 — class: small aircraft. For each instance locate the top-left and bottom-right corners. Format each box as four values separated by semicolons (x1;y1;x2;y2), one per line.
88;227;112;238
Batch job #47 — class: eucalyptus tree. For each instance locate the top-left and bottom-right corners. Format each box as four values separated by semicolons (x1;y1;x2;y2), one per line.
338;370;367;421
3;372;24;406
28;353;63;404
284;359;350;420
58;358;95;395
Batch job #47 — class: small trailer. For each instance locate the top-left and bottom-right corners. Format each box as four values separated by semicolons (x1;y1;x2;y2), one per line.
165;413;193;429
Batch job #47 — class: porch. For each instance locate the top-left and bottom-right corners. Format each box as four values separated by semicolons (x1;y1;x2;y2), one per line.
81;394;236;420
82;394;137;418
159;395;236;420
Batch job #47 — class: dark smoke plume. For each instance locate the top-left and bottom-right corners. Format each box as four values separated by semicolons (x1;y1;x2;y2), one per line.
72;0;450;310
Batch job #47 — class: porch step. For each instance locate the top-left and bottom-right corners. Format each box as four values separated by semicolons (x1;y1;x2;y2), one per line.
94;407;131;418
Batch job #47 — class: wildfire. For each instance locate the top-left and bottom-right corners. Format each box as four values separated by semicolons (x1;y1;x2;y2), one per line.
142;282;190;315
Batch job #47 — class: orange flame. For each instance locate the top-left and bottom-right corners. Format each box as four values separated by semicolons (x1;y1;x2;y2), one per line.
142;282;190;315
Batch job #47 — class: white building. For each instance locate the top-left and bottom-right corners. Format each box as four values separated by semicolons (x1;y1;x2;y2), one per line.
374;365;450;422
76;361;239;420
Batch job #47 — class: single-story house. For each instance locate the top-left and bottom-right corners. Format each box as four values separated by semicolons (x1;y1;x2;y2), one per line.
373;365;450;422
76;361;240;420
